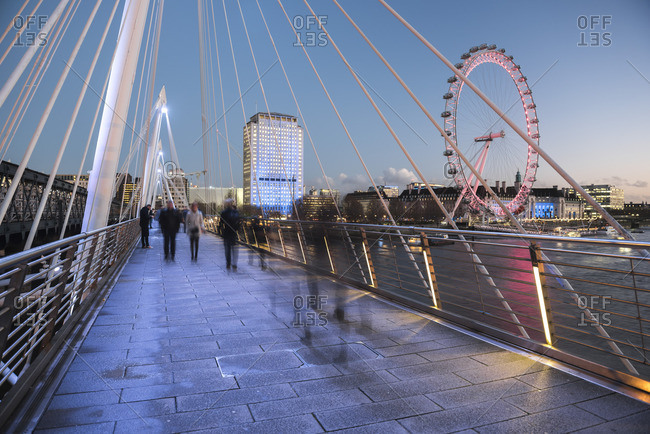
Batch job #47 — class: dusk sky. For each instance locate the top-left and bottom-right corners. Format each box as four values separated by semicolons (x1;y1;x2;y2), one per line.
1;0;649;201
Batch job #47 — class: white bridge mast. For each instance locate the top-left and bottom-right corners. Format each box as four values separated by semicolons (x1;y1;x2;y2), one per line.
82;0;151;231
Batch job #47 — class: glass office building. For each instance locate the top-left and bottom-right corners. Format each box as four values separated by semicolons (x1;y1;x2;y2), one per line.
243;112;303;216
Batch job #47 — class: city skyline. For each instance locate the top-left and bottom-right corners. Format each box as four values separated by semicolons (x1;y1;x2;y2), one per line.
0;1;648;203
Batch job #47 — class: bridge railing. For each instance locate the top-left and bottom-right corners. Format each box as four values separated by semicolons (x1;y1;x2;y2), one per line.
0;219;139;418
206;216;650;393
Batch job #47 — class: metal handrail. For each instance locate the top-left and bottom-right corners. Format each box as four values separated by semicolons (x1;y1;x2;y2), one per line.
206;215;650;393
0;219;139;417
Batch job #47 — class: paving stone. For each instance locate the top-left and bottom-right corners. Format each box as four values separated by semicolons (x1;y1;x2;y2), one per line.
47;390;120;410
120;377;238;402
236;364;341;388
330;420;409;434
176;384;297;412
314;396;440;431
575;393;650;421
455;358;549;384
516;368;581;389
419;342;501;362
202;414;324;433
34;421;116;433
291;371;398;396
504;380;613;413
476;404;606;433
360;373;470;401
112;405;253;433
571;409;650;433
425;378;536;409
250;389;372;420
387;357;487;380
398;399;525;432
37;398;174;429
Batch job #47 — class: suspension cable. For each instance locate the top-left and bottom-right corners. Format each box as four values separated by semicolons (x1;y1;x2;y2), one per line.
0;0;71;109
237;0;302;220
0;0;75;160
209;0;234;194
0;0;32;50
255;0;343;220
0;0;84;226
25;0;109;249
221;0;265;215
309;0;530;337
276;0;397;226
60;1;128;238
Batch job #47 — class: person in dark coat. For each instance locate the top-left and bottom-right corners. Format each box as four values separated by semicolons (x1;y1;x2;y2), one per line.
159;200;182;260
139;204;152;248
218;199;241;270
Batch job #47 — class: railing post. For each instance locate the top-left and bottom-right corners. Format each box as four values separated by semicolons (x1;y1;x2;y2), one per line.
40;245;76;352
360;228;377;287
243;221;250;245
251;222;259;248
296;226;307;264
529;242;555;346
420;232;441;308
75;235;98;312
323;228;337;274
277;223;287;257
262;222;272;252
0;265;27;355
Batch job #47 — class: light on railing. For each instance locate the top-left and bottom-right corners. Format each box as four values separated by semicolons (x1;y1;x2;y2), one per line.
422;251;438;308
532;265;552;345
362;243;374;287
324;236;335;274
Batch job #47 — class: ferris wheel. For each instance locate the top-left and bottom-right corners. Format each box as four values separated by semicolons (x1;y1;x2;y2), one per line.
441;44;540;216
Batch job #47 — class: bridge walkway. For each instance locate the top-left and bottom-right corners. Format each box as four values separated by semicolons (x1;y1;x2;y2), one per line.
30;228;650;432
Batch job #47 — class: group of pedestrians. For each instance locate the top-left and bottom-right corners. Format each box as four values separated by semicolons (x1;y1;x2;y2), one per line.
138;199;241;267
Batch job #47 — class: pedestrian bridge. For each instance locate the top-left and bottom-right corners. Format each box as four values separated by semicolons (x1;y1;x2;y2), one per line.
0;219;649;432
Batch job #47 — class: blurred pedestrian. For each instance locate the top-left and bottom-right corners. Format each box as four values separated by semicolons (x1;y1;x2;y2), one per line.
159;200;181;260
186;202;205;261
139;204;152;248
218;199;240;270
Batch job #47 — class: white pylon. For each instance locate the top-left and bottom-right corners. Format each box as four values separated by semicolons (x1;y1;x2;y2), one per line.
82;0;151;231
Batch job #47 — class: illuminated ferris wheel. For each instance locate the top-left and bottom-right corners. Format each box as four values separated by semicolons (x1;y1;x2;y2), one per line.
441;44;540;216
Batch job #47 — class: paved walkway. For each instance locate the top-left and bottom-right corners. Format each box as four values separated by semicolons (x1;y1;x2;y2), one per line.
34;228;649;433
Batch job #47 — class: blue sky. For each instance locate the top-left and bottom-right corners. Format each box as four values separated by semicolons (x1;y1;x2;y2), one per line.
1;0;649;201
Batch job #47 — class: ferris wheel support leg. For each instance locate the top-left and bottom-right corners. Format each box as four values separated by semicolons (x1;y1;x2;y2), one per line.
82;0;150;231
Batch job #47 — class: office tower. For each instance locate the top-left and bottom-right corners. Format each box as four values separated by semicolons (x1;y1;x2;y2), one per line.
243;112;303;216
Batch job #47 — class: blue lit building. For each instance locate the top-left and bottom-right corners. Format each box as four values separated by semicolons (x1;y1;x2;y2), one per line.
243;113;303;216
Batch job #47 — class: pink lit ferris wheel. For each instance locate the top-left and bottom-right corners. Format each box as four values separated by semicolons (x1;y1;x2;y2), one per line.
441;44;540;217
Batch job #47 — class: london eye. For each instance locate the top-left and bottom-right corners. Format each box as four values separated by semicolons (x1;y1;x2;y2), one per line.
441;44;540;217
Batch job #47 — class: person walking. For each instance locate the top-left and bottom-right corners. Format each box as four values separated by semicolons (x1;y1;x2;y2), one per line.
159;200;182;260
218;199;240;270
185;202;205;261
139;204;152;248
